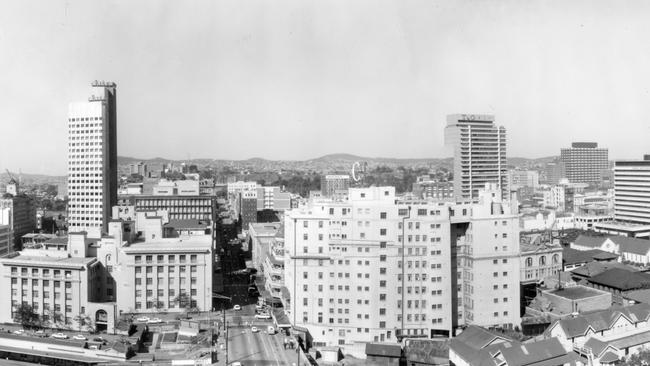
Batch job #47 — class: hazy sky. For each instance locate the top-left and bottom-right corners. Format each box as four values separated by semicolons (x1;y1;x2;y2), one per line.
1;0;650;175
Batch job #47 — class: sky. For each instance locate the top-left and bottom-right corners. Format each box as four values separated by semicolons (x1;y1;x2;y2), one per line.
1;0;650;175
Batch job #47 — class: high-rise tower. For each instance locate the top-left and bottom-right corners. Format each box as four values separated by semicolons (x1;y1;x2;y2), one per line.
560;142;608;184
444;114;508;200
67;81;117;238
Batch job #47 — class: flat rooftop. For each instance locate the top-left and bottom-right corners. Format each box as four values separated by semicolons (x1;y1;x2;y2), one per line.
0;253;96;267
594;221;650;231
547;286;606;300
123;236;212;253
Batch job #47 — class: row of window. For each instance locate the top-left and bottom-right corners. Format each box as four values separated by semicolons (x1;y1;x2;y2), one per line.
135;265;198;274
11;268;72;278
134;254;197;264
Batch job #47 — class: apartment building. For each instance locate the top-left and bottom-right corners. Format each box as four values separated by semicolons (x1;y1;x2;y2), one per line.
0;190;36;251
284;184;520;355
444;114;508;200
118;195;215;221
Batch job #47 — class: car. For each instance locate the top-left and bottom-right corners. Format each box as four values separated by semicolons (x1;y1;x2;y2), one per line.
13;329;24;335
136;316;150;323
35;330;46;337
147;318;163;324
93;337;107;344
267;326;275;335
233;305;241;311
231;362;242;366
251;326;259;333
255;313;271;319
255;305;265;311
51;333;68;339
73;334;87;341
89;345;100;350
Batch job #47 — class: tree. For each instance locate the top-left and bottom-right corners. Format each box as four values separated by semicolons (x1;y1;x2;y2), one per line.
174;293;192;318
620;349;650;366
13;304;39;329
74;313;96;333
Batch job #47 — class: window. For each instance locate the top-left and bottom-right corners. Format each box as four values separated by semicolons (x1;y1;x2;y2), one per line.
303;221;308;228
380;228;387;236
380;212;387;219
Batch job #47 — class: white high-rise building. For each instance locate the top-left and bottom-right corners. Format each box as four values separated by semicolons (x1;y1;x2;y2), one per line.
284;184;520;356
445;114;508;200
614;156;650;224
67;81;117;238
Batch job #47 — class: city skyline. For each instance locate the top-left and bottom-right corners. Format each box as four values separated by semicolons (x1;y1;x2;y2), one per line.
2;0;650;175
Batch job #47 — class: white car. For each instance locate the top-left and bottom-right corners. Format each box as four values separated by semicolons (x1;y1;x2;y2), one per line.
73;334;87;341
13;329;24;335
136;316;150;323
233;305;241;311
255;313;271;319
35;330;45;337
231;363;242;366
251;326;259;333
51;333;68;339
147;318;163;324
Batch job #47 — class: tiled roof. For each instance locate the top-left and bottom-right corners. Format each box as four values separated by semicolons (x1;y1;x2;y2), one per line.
588;268;650;290
365;342;402;357
584;337;609;357
454;325;509;350
496;338;567;366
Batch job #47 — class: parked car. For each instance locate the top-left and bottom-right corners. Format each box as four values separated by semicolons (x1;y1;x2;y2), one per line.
255;313;271;319
136;316;150;323
233;305;241;311
147;318;163;324
51;333;68;339
267;326;275;335
13;329;24;335
231;362;242;366
93;337;107;344
73;334;87;341
251;326;259;333
35;330;46;337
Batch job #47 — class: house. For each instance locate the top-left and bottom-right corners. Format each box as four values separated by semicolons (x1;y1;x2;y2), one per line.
569;261;639;282
544;302;650;362
571;234;650;265
365;343;402;366
563;247;618;271
450;326;582;366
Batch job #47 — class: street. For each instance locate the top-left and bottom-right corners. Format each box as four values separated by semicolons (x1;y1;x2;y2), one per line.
228;323;298;366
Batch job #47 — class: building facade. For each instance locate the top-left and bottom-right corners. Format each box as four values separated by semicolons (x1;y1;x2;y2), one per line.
0;224;13;257
0;194;36;251
284;184;520;355
444;114;508;200
560;142;608;185
321;175;350;197
67;81;118;238
613;157;650;224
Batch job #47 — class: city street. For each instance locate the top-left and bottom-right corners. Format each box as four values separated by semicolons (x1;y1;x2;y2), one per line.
227;323;298;366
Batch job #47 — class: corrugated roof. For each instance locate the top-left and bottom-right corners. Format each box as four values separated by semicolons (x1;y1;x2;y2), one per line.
608;236;650;256
553;303;650;338
574;235;608;248
405;339;450;364
570;261;638;278
563;247;617;265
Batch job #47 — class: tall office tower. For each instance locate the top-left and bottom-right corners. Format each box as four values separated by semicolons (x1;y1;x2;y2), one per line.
444;114;508;200
560;142;609;184
284;184;520;356
321;175;350;197
67;81;117;238
614;156;650;224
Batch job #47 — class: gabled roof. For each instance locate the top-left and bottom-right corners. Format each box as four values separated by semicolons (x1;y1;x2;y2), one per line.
495;338;567;366
454;325;510;350
551;303;650;338
584;337;610;357
608;235;650;256
588;268;650;291
365;342;402;357
574;235;608;248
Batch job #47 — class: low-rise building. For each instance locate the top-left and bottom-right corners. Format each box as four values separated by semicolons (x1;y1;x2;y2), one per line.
545;302;650;362
571;234;650;265
563;247;618;271
450;325;582;366
520;233;563;284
